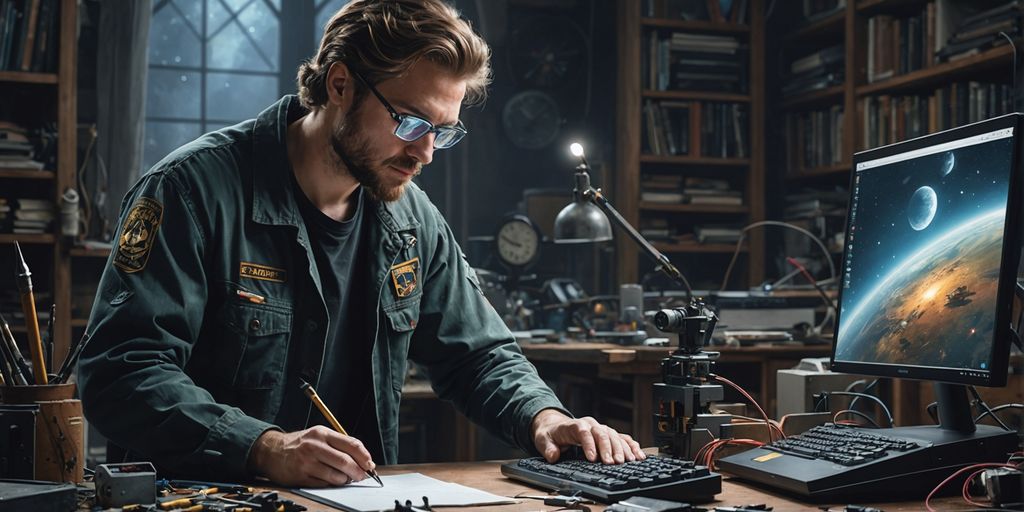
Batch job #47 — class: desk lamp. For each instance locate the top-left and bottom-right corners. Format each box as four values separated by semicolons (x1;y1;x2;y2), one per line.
553;142;693;298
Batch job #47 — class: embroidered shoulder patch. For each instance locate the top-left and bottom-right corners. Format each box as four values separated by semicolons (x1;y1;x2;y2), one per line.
390;257;420;298
114;197;164;273
240;262;288;283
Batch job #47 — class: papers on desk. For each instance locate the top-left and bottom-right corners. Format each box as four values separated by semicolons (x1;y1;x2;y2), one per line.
296;473;517;512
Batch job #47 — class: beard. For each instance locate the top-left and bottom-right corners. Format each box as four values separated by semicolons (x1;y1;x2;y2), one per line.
329;102;421;203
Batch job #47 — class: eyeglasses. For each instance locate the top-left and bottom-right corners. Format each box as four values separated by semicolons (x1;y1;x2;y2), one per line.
349;67;467;149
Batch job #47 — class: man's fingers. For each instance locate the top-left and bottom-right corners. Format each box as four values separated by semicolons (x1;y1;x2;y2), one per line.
621;433;645;461
322;430;376;472
311;460;360;487
572;422;599;461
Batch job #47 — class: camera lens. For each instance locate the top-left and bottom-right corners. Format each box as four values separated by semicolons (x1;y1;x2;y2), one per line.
655;309;685;332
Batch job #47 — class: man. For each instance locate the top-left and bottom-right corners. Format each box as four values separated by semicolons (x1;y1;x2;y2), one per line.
79;0;643;487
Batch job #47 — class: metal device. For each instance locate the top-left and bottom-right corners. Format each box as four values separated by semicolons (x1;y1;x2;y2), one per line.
95;462;157;508
652;301;730;459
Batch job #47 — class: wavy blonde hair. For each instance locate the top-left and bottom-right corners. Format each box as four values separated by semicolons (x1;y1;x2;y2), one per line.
297;0;491;109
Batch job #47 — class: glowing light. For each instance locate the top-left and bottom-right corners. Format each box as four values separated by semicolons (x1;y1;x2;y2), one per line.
922;285;941;301
570;143;584;157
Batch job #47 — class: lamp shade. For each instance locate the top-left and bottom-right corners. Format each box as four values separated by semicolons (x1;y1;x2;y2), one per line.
553;201;613;244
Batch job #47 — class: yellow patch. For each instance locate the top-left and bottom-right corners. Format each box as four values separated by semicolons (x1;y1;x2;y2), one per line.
390;257;420;298
240;262;287;283
114;197;163;273
753;452;783;462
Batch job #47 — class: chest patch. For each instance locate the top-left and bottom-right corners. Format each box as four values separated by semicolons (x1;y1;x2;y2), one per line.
390;257;420;298
114;197;163;273
240;262;288;283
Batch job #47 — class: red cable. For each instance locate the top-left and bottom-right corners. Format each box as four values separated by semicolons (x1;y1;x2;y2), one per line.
924;462;1015;511
712;374;780;441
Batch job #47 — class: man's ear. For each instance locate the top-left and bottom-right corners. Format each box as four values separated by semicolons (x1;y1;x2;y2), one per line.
325;61;351;107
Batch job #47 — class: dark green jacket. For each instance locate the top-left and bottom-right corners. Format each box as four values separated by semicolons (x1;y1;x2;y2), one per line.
78;96;566;479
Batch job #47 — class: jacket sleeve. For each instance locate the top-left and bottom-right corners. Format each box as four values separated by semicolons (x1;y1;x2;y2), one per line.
77;170;276;479
407;206;570;455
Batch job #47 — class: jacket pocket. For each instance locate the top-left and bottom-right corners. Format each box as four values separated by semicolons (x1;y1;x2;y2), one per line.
217;302;292;420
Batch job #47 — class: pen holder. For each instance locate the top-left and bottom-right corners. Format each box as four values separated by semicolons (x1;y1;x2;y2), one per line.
0;382;85;483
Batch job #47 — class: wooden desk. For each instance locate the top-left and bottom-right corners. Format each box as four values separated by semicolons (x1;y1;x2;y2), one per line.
280;460;979;511
520;342;831;446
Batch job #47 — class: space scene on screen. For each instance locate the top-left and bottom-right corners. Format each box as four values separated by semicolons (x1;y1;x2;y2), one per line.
834;136;1014;371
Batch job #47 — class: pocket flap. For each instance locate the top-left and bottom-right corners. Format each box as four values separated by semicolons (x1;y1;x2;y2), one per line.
221;303;292;336
385;301;421;333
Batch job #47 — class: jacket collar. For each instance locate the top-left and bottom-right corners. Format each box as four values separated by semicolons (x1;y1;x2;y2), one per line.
249;95;420;234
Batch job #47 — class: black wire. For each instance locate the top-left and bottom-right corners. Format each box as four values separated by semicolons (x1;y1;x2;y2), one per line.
926;401;939;424
847;379;878;412
998;31;1018;111
826;391;894;427
974;403;1024;426
834;409;882;429
968;386;1012;431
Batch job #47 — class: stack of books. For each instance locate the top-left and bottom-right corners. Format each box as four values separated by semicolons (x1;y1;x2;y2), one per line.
0;0;61;72
694;225;743;244
640;175;743;206
646;31;747;92
782;45;844;97
0;197;54;233
0;122;43;170
937;1;1022;62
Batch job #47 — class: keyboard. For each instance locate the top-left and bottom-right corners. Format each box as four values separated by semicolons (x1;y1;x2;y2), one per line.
717;423;1019;499
500;455;721;503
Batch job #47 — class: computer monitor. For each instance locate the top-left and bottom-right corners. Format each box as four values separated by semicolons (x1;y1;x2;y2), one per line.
832;113;1024;430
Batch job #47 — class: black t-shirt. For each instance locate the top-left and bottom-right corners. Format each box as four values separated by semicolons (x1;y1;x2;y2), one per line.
279;181;376;449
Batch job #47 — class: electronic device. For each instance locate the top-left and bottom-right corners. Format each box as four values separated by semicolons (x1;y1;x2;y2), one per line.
0;480;76;512
95;462;157;508
776;359;861;417
500;455;721;503
718;114;1024;499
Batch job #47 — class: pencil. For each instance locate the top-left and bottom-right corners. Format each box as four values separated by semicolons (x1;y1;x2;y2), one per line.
299;380;384;487
14;242;47;384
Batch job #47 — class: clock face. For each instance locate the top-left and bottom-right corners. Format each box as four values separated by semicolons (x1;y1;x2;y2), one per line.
497;218;540;268
501;90;562;150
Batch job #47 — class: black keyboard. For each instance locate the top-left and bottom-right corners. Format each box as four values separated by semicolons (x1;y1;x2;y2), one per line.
500;455;721;503
717;423;1019;499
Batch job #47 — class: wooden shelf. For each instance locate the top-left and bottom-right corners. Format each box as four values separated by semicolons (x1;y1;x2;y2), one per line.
786;163;852;179
643;90;751;102
0;169;55;179
70;246;112;258
781;85;845;110
857;45;1014;96
639;202;749;214
785;11;844;42
653;242;748;253
0;71;58;84
640;18;750;34
640;155;751;166
0;233;56;244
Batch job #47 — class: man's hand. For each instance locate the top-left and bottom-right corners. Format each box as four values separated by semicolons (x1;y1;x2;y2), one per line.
531;409;645;464
248;426;377;487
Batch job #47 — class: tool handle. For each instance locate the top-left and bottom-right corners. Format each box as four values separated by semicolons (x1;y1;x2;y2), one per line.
20;290;47;384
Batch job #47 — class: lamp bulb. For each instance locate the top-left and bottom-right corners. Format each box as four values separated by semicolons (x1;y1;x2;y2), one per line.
570;142;584;158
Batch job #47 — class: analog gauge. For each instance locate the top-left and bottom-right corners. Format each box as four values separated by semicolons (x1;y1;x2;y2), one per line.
502;90;563;150
496;214;542;270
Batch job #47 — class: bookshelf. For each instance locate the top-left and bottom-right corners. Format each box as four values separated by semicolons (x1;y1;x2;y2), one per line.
616;0;766;289
0;0;78;367
774;0;1018;285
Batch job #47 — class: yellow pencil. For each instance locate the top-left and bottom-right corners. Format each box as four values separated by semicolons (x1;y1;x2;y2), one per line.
300;380;383;487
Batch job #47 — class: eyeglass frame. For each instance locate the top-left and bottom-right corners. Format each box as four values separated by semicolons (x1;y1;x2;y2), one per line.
347;66;468;149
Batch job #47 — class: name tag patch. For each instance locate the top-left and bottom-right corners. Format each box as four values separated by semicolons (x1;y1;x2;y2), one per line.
114;197;163;273
240;262;287;283
390;257;419;298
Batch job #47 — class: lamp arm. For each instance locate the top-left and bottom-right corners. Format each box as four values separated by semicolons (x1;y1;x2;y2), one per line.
583;186;694;298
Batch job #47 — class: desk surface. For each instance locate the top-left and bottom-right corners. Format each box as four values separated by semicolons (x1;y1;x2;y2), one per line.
518;342;832;365
278;460;977;512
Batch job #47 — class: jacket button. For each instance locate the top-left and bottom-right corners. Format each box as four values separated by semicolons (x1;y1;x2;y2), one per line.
249;318;262;332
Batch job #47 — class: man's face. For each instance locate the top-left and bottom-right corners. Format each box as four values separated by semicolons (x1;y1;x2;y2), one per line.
330;59;467;202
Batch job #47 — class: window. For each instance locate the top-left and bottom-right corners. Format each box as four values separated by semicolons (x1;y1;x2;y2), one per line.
144;0;349;170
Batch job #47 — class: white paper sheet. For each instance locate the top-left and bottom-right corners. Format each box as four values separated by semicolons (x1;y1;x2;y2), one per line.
297;473;517;512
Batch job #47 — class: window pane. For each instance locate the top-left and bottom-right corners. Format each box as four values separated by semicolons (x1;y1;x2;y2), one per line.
205;73;278;121
237;0;279;69
146;70;201;119
208;17;275;71
207;0;232;34
171;0;203;34
149;2;201;67
143;121;203;172
315;0;349;43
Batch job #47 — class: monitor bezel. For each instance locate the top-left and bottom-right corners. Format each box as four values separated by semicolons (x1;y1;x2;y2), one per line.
830;113;1023;388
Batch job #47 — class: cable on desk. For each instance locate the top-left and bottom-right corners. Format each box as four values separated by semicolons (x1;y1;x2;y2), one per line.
975;403;1024;426
729;414;785;441
925;461;1021;512
968;386;1012;431
823;391;894;427
709;374;781;442
833;409;881;429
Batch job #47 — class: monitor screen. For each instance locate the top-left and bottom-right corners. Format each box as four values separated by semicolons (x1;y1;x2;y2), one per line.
832;115;1022;387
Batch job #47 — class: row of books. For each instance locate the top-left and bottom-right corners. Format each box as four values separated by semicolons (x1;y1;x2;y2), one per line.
643;0;750;24
643;100;748;158
643;100;690;156
640;175;743;206
861;82;1014;150
783;188;849;220
784;106;845;171
0;121;44;170
644;31;748;93
0;197;54;234
639;218;744;245
0;0;61;73
783;44;844;97
700;102;748;159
